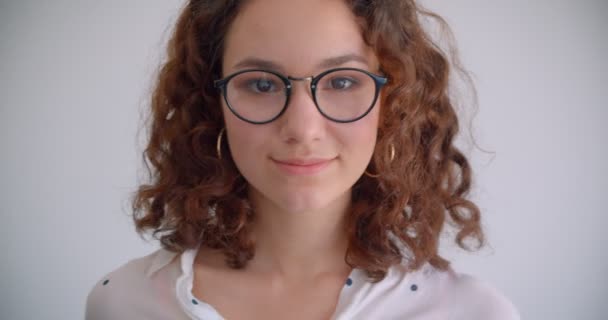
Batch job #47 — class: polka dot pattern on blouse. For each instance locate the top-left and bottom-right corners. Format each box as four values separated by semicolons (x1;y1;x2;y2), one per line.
346;277;353;286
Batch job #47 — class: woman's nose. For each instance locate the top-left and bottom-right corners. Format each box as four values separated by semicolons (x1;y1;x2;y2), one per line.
277;79;328;144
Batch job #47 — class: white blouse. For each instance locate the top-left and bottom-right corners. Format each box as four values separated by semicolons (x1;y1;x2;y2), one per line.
86;244;520;319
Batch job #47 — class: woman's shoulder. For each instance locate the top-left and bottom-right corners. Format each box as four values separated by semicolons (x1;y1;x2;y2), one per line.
374;234;520;319
84;247;182;319
336;261;520;319
437;266;521;320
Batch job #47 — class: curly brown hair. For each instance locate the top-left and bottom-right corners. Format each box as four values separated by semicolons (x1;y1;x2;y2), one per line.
132;0;484;282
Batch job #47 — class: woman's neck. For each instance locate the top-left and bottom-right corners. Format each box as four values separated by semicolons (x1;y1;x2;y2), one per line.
247;188;352;279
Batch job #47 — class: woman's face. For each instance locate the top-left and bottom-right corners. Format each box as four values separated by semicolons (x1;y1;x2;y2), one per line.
221;0;381;214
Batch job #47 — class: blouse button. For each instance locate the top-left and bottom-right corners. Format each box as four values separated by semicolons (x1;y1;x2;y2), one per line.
345;278;353;286
410;284;418;291
192;299;199;305
102;279;110;286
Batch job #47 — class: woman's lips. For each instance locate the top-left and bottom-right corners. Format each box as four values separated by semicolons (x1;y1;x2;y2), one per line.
271;158;334;175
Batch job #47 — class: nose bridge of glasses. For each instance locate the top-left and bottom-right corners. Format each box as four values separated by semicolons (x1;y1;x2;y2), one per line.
287;75;313;81
286;75;316;98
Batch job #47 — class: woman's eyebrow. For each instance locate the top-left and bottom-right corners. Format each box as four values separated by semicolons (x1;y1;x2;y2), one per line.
231;53;370;72
233;57;283;71
317;53;370;69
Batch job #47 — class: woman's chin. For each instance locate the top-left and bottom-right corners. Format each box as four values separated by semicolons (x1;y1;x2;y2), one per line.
271;191;350;216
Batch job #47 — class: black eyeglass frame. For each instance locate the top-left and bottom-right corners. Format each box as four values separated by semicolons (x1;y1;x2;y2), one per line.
213;67;388;124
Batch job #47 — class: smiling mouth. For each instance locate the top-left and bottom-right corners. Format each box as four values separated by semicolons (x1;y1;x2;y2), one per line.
270;157;335;175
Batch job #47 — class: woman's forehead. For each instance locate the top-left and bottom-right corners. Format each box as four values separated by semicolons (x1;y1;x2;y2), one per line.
221;0;378;75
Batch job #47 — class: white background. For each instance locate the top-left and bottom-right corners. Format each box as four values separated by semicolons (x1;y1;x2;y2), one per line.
1;0;606;319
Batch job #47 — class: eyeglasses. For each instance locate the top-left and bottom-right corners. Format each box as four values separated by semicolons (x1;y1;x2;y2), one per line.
214;67;388;124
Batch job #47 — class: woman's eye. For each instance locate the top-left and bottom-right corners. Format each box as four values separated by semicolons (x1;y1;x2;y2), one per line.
248;79;277;93
328;77;357;90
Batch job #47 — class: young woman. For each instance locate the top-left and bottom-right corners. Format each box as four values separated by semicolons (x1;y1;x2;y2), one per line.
86;0;520;319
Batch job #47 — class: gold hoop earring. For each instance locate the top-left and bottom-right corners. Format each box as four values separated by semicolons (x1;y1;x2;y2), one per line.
364;143;396;178
363;169;381;178
216;128;225;160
